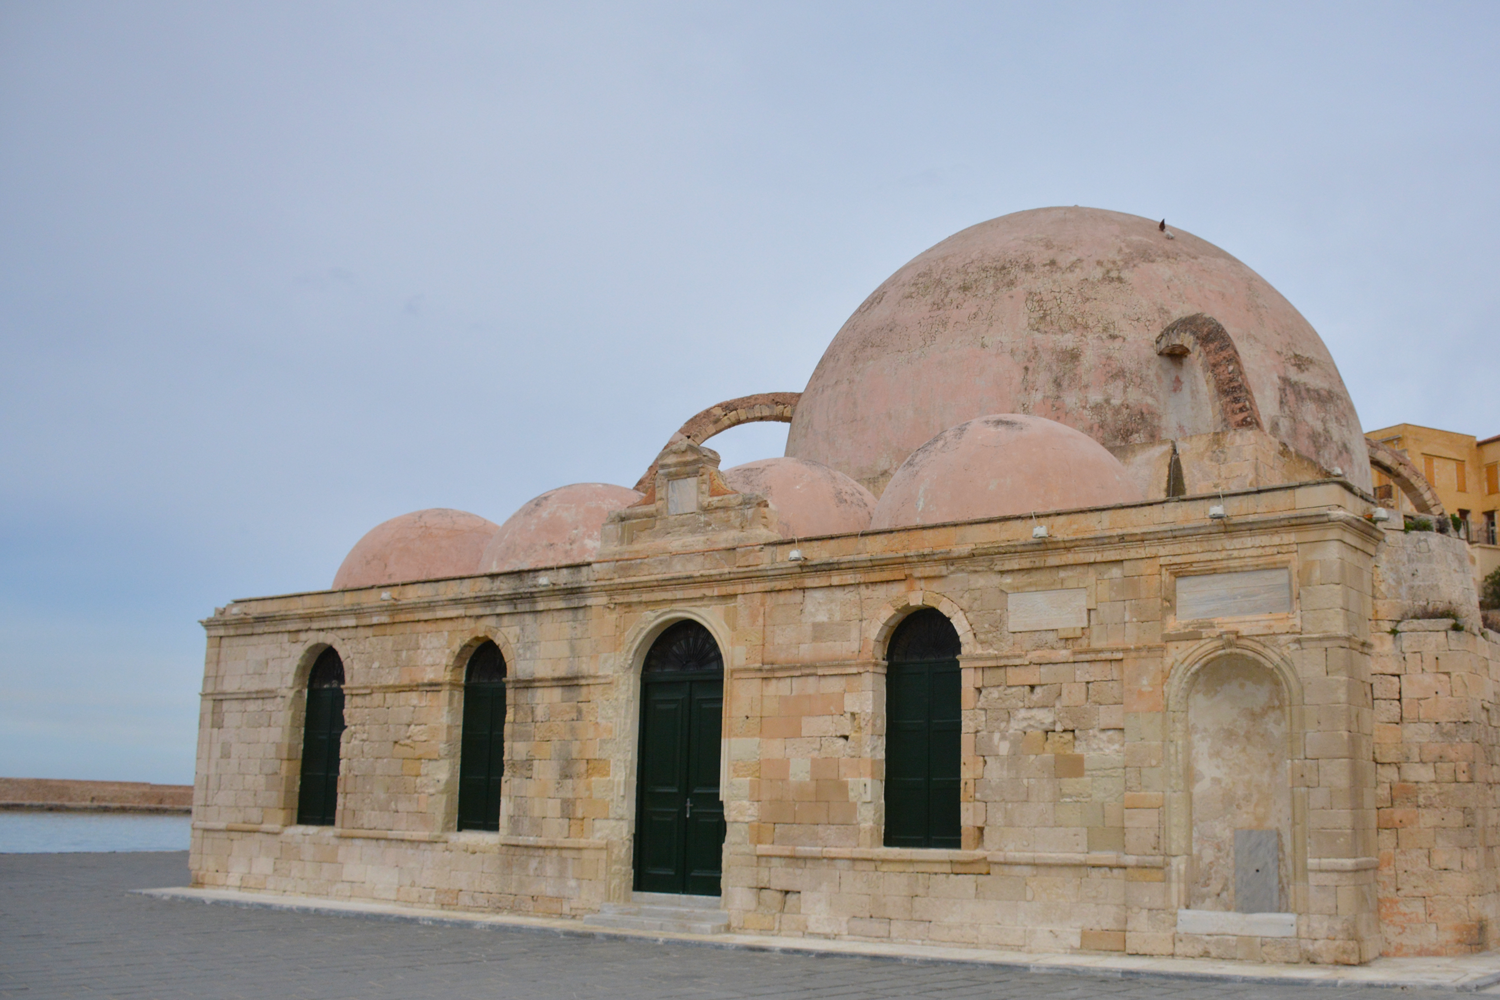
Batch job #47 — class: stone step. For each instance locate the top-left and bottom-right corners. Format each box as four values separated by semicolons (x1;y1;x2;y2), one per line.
629;891;722;910
581;893;729;935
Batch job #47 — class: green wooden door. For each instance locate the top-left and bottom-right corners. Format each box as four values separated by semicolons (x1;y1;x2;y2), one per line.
884;609;961;848
297;648;345;826
635;621;725;896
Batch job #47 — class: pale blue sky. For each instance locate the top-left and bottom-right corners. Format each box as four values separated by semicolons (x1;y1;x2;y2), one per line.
2;2;1497;782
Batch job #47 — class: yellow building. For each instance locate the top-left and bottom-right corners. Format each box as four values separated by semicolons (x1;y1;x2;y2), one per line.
1365;424;1500;585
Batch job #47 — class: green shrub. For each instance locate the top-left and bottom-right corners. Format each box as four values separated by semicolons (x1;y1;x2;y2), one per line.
1481;567;1500;611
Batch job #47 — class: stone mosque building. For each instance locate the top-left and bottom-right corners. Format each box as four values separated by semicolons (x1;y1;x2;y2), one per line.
192;207;1499;965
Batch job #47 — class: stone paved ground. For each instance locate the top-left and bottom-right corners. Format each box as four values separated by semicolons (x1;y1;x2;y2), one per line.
0;852;1482;999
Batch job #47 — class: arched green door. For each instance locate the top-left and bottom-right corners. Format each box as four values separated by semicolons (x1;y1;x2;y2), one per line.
884;608;961;848
297;648;345;826
635;620;725;896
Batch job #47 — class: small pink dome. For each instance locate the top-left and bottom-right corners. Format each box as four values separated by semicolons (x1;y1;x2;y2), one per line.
479;483;643;573
332;508;499;589
870;414;1143;529
722;457;876;538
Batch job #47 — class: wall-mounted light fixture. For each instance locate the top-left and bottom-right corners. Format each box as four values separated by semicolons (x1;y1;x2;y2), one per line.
1208;505;1227;520
1032;525;1049;539
788;549;805;562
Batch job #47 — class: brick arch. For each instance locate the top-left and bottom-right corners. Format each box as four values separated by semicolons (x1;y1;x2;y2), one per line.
632;392;801;493
1366;439;1446;518
1154;313;1263;431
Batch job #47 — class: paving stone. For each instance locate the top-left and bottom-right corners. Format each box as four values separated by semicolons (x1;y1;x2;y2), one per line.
0;851;1478;999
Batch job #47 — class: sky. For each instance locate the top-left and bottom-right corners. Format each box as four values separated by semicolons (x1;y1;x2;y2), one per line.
2;2;1497;784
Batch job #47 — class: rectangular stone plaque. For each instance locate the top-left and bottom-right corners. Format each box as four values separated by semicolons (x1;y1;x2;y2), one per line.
1235;828;1281;913
1175;567;1292;621
1007;588;1088;632
666;477;698;515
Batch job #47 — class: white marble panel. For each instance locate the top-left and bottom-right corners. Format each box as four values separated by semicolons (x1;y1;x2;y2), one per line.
666;477;698;515
1007;588;1088;632
1176;909;1297;937
1176;568;1291;620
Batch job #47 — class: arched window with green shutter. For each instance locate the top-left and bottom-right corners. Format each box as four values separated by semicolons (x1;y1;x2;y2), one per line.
297;647;345;826
883;608;961;848
457;641;507;832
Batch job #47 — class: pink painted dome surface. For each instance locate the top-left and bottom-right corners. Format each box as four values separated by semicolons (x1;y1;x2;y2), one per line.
332;508;499;589
786;207;1369;494
722;457;877;538
870;414;1144;529
479;483;643;573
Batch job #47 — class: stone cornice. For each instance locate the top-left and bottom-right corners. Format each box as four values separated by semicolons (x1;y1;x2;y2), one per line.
203;503;1379;637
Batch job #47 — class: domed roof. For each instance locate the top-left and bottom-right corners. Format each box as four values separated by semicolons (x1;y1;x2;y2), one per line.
479;483;642;573
786;207;1369;494
721;457;877;538
870;414;1143;529
332;508;499;589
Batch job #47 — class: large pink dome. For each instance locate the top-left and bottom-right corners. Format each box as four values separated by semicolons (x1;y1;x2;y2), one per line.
870;414;1143;529
332;509;499;589
786;207;1369;495
479;483;642;573
721;457;876;538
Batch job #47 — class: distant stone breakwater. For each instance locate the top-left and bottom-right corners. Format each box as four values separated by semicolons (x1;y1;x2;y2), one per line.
0;778;192;814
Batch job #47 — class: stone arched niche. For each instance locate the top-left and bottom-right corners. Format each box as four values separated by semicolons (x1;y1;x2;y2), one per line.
1187;654;1291;913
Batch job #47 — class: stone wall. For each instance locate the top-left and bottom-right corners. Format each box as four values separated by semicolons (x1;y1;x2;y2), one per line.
191;479;1498;965
1374;614;1500;959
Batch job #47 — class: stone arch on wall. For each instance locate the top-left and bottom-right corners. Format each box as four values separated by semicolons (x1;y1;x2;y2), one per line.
633;392;802;493
1367;439;1446;517
1165;638;1301;916
619;608;734;682
609;607;735;901
863;591;977;849
294;645;347;827
448;629;520;681
447;632;514;835
279;638;345;822
865;590;977;662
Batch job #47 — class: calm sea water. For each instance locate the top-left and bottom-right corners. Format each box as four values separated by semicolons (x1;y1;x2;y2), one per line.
0;810;191;852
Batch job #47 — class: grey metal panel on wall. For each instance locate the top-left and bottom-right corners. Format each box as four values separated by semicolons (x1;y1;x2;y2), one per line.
1235;828;1281;913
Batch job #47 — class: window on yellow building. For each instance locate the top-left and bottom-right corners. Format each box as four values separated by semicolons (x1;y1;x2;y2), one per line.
1424;455;1436;487
1487;462;1498;495
1456;461;1467;493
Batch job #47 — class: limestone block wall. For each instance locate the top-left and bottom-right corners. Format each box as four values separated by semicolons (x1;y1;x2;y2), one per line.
1371;619;1499;955
192;566;621;916
191;479;1498;966
715;489;1387;964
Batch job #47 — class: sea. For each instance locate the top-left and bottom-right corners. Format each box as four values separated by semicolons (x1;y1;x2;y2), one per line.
0;810;191;853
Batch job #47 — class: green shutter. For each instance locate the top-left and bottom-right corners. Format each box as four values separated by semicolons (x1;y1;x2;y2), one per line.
458;642;507;832
297;649;345;826
884;610;961;848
